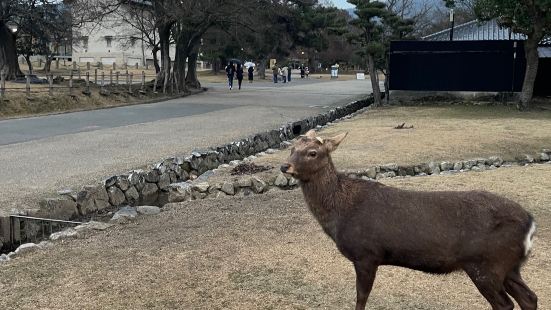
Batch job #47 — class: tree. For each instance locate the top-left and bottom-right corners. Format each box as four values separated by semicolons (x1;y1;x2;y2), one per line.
348;0;388;107
446;0;551;108
0;0;25;79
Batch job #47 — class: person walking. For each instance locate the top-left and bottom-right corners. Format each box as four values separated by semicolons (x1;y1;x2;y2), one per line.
305;66;310;79
225;61;236;90
281;66;288;83
272;65;279;83
248;65;254;83
236;63;244;90
300;66;305;79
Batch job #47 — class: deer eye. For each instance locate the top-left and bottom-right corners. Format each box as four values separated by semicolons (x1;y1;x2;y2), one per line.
308;150;317;158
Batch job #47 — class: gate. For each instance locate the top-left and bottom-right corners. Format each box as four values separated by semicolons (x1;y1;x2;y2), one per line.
8;215;82;249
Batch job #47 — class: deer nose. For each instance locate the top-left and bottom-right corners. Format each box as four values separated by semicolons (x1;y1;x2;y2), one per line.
280;164;290;173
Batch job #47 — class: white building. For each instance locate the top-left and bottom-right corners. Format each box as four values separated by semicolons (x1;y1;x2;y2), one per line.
72;1;171;67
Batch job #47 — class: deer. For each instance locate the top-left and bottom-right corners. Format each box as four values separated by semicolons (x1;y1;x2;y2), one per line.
280;129;538;310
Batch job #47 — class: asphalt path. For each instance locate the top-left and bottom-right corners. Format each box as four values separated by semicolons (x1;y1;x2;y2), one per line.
0;78;371;212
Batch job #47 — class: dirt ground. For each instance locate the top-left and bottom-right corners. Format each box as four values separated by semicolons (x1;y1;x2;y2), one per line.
256;105;551;170
0;164;550;310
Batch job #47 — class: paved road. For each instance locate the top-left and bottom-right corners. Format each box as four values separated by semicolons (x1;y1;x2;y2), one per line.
0;79;371;212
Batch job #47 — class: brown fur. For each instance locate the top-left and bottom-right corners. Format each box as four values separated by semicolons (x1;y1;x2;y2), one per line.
281;130;538;310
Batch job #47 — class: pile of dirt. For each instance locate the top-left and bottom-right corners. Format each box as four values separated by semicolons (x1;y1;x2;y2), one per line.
231;162;272;175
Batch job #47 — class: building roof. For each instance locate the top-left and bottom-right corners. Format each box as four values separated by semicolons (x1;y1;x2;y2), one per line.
422;19;526;41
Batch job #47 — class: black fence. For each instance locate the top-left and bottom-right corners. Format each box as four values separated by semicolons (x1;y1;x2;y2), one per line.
389;40;526;92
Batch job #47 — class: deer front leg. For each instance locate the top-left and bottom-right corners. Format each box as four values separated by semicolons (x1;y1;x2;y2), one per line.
354;259;379;310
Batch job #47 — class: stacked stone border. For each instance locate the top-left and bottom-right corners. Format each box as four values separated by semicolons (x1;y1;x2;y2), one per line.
0;98;372;250
2;148;550;262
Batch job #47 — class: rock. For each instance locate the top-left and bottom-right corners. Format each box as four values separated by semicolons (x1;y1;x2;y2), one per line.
244;155;257;162
50;228;78;241
74;221;113;232
218;164;230;169
167;182;191;203
229;160;241;166
487;156;504;167
221;182;235;195
380;163;398;172
274;174;288;187
288;177;299;186
77;185;110;215
237;177;252;188
488;165;497;170
137;205;161;215
265;148;277;154
191;190;207;200
197;170;214;181
15;243;39;255
125;186;140;205
38;241;53;248
7;252;16;260
115;176;131;191
280;141;293;149
110;206;138;222
193;182;210;193
57;189;77;201
145;170;160;183
539;153;550;161
140;183;159;205
440;161;453;171
471;166;482;172
256;152;266;157
453;162;463;171
251;177;267;193
157;173;171;190
128;170;144;185
477;163;487;170
104;175;117;187
427;162;440;175
0;254;9;262
463;160;477;170
365;167;378;179
515;154;534;164
38;197;78;220
107;186;126;206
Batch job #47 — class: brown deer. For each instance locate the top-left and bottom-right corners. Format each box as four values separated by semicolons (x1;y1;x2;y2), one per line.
281;129;537;310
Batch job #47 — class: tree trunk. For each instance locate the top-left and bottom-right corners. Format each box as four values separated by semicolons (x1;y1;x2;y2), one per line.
157;24;172;93
384;73;390;105
173;38;188;93
367;53;382;107
185;45;201;89
152;46;160;74
0;21;23;80
25;56;34;75
519;37;540;109
258;59;266;80
43;55;53;73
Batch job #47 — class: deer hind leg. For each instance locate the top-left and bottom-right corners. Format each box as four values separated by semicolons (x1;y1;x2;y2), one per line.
504;265;538;310
353;259;379;310
464;264;514;310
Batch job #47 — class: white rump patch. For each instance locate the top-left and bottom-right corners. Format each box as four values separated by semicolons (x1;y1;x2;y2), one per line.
523;221;536;256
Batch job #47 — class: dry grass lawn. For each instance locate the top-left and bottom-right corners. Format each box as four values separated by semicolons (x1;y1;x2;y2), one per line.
1;104;550;309
0;165;550;309
255;105;551;170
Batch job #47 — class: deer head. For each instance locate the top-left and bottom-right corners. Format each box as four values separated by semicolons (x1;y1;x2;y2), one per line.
281;129;348;181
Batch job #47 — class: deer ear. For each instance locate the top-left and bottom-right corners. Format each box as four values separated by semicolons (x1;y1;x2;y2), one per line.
304;129;317;138
325;132;348;152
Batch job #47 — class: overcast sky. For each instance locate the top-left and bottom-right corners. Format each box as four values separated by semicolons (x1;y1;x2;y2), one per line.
330;0;355;9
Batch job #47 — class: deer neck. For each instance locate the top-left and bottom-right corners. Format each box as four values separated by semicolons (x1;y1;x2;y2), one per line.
300;160;342;236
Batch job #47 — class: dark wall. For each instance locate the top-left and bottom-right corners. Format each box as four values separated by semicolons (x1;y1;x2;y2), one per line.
534;58;551;96
389;40;526;92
